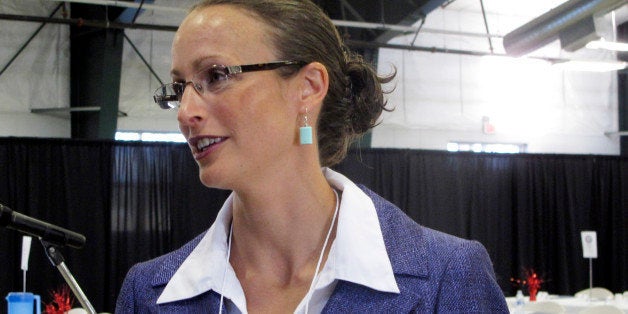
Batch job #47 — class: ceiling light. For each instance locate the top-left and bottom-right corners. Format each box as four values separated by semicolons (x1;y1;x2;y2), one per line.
586;39;628;51
552;60;627;72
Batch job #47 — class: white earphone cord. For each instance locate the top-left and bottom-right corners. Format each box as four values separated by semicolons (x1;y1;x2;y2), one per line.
218;223;234;314
304;189;339;314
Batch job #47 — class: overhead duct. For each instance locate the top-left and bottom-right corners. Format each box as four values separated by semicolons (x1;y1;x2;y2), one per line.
503;0;627;57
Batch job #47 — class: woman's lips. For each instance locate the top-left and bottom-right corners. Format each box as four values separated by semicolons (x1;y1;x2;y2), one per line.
189;136;228;160
196;137;224;150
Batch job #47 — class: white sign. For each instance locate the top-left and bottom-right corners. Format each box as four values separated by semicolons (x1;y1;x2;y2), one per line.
581;231;598;259
21;236;32;271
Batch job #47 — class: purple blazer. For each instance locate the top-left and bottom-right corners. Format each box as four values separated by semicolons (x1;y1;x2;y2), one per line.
116;186;508;313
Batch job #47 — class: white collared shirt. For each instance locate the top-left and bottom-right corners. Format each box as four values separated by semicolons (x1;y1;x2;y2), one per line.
157;168;399;313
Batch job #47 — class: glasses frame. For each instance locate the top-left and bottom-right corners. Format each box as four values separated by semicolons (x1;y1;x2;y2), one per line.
153;60;306;109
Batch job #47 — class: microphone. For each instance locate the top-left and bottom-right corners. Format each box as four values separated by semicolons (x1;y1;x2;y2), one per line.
0;203;86;249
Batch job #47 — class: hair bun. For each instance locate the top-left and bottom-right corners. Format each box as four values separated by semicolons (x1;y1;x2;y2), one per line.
343;57;389;135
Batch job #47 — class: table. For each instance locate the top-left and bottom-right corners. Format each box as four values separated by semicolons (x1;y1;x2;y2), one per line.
506;295;628;313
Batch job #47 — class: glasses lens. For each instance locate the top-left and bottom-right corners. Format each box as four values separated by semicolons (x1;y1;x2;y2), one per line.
196;65;229;93
153;83;181;109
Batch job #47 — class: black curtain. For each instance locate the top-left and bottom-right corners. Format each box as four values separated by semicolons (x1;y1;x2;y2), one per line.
0;138;626;312
0;138;113;311
108;142;230;305
335;150;627;295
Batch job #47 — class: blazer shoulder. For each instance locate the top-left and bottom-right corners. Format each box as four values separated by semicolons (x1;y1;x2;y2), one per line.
123;231;207;289
358;185;474;263
345;185;507;313
116;232;207;313
358;183;481;254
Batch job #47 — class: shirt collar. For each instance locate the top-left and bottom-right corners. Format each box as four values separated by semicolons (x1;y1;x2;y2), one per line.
156;193;243;305
322;168;399;294
157;168;399;306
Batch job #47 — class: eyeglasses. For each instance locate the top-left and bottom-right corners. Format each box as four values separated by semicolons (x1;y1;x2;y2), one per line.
153;60;306;109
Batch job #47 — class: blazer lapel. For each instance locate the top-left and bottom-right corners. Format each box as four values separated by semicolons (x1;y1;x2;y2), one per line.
323;186;432;312
147;232;224;313
151;232;206;287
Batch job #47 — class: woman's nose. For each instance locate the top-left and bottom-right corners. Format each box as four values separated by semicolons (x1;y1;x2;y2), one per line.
177;84;206;126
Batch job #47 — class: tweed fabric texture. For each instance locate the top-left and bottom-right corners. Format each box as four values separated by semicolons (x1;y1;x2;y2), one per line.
116;186;508;313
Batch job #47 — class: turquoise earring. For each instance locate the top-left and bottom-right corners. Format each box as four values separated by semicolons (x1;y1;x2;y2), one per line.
300;108;313;145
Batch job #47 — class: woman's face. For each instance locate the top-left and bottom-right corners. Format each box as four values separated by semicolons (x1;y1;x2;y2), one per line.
172;5;301;190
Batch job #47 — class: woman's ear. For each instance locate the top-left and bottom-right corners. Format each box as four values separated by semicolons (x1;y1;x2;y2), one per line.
298;62;328;111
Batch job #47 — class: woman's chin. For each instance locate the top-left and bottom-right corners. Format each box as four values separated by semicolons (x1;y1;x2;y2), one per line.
198;168;227;189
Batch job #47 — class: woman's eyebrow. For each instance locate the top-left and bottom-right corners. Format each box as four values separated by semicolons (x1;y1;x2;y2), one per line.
169;56;223;79
170;69;182;80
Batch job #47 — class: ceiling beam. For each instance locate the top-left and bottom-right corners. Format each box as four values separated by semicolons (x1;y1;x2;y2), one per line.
0;13;550;61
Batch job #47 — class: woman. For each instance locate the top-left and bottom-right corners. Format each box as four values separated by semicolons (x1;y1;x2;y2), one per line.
116;0;508;313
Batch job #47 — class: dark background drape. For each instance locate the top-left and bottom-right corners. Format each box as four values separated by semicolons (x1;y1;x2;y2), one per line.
0;137;626;313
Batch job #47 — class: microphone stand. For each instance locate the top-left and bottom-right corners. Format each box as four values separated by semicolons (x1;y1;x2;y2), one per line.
40;240;96;314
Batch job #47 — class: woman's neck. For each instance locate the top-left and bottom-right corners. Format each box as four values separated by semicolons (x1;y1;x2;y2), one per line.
229;166;337;281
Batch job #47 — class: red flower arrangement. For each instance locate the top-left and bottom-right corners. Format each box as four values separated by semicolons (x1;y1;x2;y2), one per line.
44;285;74;314
510;268;544;301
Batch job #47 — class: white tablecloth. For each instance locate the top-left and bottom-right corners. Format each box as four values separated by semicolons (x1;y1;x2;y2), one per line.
506;295;628;313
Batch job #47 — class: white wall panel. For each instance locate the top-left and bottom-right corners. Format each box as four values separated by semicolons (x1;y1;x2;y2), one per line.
373;1;621;155
0;1;70;129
